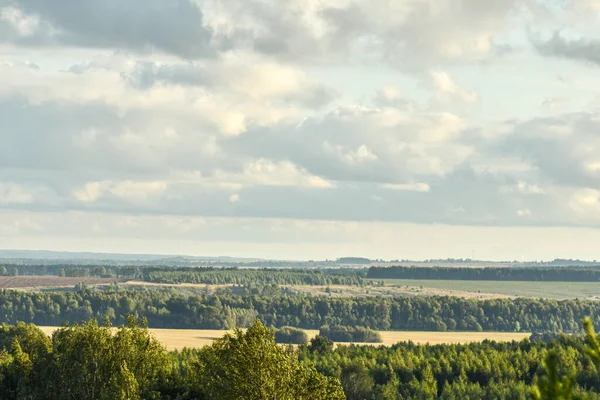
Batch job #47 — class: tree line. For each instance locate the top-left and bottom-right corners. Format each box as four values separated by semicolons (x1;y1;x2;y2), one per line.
368;265;600;281
0;264;368;285
142;268;365;286
1;288;600;332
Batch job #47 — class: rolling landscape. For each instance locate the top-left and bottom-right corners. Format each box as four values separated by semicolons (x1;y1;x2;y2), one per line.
4;0;600;398
0;255;600;398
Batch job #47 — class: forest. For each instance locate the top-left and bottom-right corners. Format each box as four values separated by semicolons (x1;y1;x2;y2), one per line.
141;267;365;286
367;265;600;281
0;288;599;332
0;264;369;285
1;318;600;399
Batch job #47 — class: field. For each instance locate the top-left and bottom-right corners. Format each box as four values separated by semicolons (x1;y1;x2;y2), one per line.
0;276;118;289
123;281;516;299
37;326;529;351
370;279;600;300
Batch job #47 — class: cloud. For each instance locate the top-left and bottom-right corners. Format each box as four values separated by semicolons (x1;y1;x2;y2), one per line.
532;31;600;66
4;0;600;237
3;0;533;69
429;71;478;104
0;183;36;205
3;0;215;58
123;55;338;109
73;180;167;203
381;183;430;192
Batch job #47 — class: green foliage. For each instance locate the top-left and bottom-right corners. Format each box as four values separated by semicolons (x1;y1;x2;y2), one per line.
194;320;345;399
2;289;600;333
319;325;382;343
308;335;334;354
531;317;600;400
49;318;168;400
143;267;364;286
275;326;309;344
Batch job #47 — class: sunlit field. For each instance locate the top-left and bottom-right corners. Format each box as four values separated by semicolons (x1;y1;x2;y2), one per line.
38;326;529;350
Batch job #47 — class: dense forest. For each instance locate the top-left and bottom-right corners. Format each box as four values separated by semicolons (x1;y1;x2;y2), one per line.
142;268;365;286
299;330;600;399
1;288;599;332
2;318;600;399
7;262;600;284
368;266;600;281
0;264;369;285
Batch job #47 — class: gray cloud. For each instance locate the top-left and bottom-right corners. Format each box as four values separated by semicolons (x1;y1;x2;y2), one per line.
532;31;600;66
3;0;532;68
5;0;215;58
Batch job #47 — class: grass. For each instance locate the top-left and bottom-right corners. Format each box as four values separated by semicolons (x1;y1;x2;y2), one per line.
370;279;600;299
37;326;529;351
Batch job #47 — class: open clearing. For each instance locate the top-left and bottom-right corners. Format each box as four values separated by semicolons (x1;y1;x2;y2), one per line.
123;281;515;300
37;326;529;351
0;276;118;289
370;279;600;300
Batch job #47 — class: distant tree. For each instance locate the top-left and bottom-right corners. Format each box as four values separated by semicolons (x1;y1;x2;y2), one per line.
309;335;334;354
11;269;18;277
0;267;7;276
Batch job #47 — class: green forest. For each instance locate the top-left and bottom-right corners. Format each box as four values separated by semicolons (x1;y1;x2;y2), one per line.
1;288;598;332
1;318;600;399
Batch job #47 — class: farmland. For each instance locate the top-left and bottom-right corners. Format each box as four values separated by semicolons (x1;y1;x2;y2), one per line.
37;326;530;350
370;278;600;299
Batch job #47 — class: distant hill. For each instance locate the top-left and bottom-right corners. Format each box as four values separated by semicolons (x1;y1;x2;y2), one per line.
0;250;261;262
336;257;372;264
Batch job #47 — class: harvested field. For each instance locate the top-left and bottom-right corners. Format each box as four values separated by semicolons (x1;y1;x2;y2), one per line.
0;276;119;289
37;326;529;351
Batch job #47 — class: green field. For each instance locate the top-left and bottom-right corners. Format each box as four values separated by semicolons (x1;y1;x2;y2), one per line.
371;279;600;299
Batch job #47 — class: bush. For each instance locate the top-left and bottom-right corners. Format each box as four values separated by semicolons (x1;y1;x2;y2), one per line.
319;325;382;343
275;326;309;344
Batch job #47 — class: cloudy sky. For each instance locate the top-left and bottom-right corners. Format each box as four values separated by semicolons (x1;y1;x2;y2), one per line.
2;0;600;260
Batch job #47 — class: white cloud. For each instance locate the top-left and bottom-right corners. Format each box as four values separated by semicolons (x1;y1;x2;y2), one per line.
381;183;431;192
0;7;42;37
216;159;336;189
0;183;36;204
229;193;240;203
73;180;167;203
429;71;478;104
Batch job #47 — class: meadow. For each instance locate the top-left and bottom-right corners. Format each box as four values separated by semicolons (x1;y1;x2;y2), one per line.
0;276;118;289
369;278;600;299
37;326;530;350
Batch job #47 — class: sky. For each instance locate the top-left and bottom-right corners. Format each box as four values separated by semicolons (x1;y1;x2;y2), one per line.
2;0;600;261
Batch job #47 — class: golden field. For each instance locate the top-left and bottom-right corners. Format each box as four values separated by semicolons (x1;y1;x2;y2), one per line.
37;326;529;351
